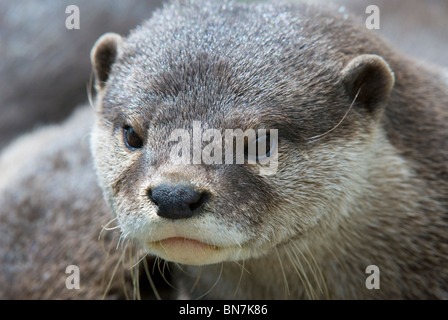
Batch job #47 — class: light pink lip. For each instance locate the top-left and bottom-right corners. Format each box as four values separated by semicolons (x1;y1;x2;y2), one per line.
150;236;225;265
158;237;218;250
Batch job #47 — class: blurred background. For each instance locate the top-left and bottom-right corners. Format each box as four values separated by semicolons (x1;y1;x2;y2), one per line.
0;0;164;150
0;0;447;151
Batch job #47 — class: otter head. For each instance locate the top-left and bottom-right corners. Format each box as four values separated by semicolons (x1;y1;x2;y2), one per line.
90;4;394;266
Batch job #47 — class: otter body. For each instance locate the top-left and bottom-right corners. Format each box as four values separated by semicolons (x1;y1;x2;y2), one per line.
89;0;448;299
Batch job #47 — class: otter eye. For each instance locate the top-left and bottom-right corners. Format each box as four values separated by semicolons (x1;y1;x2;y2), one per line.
245;133;275;161
123;126;143;150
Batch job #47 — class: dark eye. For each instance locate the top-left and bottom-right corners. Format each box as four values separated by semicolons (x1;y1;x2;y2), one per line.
123;126;143;150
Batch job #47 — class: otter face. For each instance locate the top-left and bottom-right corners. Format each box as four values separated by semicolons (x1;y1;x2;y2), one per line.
90;6;394;266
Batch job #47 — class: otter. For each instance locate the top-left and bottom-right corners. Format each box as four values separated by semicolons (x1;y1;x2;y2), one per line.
89;0;448;299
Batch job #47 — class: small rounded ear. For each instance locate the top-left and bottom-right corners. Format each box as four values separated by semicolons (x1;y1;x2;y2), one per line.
90;32;123;91
341;54;395;116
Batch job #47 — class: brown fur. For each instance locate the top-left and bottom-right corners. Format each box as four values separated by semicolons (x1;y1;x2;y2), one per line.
0;107;124;299
0;107;171;299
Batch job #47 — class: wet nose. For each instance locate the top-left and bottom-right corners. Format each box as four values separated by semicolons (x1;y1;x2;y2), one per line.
148;184;208;219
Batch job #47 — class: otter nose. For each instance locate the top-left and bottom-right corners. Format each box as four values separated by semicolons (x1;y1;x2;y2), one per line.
149;184;207;219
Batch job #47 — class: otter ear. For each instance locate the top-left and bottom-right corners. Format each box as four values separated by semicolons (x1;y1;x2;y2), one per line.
90;32;123;91
341;54;395;116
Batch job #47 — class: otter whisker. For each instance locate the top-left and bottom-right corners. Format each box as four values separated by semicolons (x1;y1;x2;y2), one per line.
130;251;149;270
129;249;141;300
98;217;119;241
287;241;319;300
142;257;162;300
302;241;330;299
284;246;313;300
101;224;120;231
275;247;290;298
306;87;361;143
87;70;96;110
116;235;124;250
190;266;203;294
155;258;175;289
195;263;223;300
233;260;251;276
293;249;317;300
233;259;247;297
162;259;173;285
290;240;322;299
102;241;129;300
117;231;130;250
152;256;159;275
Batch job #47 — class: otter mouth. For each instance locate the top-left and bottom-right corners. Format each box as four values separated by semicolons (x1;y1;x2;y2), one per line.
149;237;224;265
158;237;219;251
